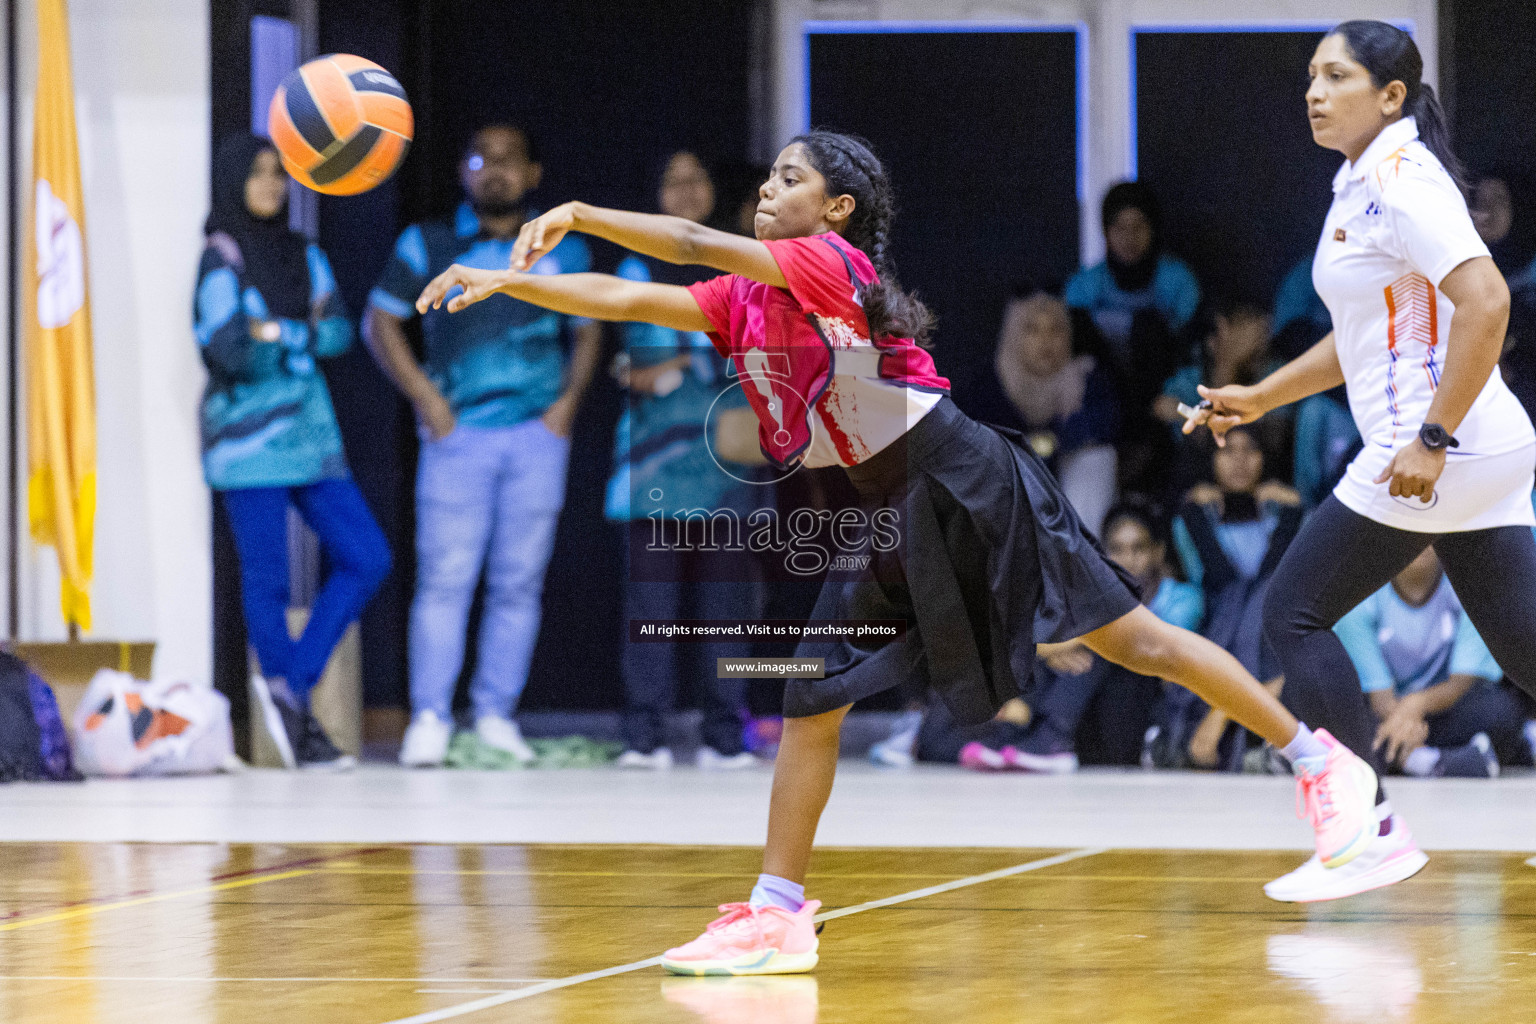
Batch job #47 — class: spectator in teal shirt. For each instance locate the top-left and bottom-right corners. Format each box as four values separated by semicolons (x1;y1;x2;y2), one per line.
1334;547;1529;778
196;134;391;770
365;125;603;767
1066;181;1201;354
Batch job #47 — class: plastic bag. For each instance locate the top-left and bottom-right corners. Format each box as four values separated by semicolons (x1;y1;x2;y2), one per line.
72;670;237;777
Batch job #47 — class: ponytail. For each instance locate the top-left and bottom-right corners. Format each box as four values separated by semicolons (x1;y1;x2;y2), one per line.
1407;84;1469;194
790;130;937;347
1329;20;1468;194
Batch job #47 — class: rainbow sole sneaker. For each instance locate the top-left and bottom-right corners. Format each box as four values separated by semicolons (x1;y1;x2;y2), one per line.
1297;728;1379;869
1265;816;1428;902
661;900;821;976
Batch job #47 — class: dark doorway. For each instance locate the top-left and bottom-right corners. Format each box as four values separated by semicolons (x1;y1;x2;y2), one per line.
807;27;1082;412
1133;28;1341;307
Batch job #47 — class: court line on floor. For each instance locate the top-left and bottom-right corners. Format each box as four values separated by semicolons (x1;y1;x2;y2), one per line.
0;871;315;933
375;845;1108;1024
0;846;389;933
0;977;553;984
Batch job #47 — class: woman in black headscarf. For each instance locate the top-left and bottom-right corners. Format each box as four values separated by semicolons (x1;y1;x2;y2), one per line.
196;134;391;770
1066;181;1204;495
1065;181;1203;355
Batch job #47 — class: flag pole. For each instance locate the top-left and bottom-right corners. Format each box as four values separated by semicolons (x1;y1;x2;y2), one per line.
5;0;19;640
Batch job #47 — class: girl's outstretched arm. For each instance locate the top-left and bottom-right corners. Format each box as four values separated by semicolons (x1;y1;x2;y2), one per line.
415;265;714;332
510;202;788;287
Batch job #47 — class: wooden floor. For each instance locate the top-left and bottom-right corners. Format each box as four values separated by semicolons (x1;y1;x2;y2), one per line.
2;842;1534;1023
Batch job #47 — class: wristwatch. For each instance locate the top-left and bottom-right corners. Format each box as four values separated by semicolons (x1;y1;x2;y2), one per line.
1418;422;1459;451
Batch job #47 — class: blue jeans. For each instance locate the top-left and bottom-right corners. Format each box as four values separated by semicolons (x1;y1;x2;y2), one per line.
221;478;392;704
409;420;570;720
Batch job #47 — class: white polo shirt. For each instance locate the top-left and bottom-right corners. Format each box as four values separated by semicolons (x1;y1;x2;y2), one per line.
1315;117;1536;531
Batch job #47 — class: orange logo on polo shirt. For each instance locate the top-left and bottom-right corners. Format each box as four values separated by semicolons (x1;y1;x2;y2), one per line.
1334;228;1347;242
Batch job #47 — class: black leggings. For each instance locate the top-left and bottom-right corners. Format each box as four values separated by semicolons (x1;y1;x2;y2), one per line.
1264;496;1536;780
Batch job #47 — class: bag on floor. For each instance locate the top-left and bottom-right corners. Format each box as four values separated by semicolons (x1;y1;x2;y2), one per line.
0;650;82;782
72;670;236;777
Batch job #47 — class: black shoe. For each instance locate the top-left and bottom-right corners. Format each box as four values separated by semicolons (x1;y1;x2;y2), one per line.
299;711;356;772
251;674;305;769
1436;733;1499;779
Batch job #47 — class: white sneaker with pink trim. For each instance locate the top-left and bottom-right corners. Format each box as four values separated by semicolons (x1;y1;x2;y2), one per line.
1265;816;1428;902
661;901;821;976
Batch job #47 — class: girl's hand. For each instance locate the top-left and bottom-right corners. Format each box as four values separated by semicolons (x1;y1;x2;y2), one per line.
511;203;578;272
1374;440;1446;501
1182;384;1266;447
416;264;506;315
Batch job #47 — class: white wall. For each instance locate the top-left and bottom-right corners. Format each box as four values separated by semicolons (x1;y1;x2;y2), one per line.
770;0;1438;265
3;0;211;684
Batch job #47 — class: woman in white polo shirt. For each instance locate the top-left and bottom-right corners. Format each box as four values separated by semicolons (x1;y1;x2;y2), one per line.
1189;21;1536;903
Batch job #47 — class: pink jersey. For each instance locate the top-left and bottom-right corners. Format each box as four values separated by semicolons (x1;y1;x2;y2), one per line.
687;233;950;468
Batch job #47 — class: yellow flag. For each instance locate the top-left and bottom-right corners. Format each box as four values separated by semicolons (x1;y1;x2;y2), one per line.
25;0;95;630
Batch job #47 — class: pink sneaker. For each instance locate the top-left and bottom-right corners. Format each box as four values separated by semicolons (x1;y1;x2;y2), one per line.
1295;729;1379;869
959;741;1008;771
661;901;822;976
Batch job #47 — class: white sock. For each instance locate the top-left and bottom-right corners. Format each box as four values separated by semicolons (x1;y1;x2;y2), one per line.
1282;723;1329;773
1403;747;1440;777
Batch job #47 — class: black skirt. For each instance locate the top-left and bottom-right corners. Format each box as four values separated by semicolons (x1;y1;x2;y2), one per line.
784;396;1140;726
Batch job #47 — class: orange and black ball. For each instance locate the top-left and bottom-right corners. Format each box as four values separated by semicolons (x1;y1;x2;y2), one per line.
267;54;413;196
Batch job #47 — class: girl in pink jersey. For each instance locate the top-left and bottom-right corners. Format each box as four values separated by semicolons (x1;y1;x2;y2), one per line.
417;130;1378;975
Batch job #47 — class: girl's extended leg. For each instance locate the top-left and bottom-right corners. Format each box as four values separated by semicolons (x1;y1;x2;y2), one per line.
1080;603;1384;881
1078;605;1298;749
762;704;852;883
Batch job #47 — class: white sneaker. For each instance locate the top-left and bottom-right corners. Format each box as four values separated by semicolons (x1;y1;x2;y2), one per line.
249;674;299;770
476;716;536;763
869;710;923;767
1265;816;1428;903
696;747;756;770
616;747;674;769
399;710;452;767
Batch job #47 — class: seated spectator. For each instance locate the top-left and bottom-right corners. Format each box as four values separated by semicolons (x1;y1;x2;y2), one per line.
914;695;1033;770
1077;503;1205;766
1067;181;1201;351
1469;172;1533;277
1504;268;1536;418
607;149;763;771
1270;258;1333;361
1067;182;1199;494
1494;175;1536;417
920;504;1203;771
1152;429;1301;770
1293;385;1361;508
993;289;1121;534
1336;547;1532;778
1155;298;1285;497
